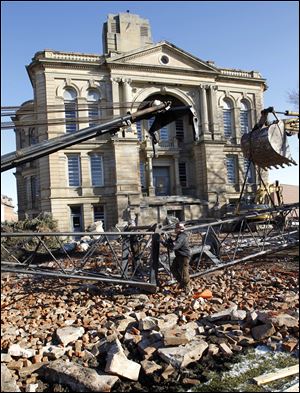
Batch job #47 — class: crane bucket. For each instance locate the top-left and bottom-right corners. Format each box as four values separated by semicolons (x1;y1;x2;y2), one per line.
241;120;297;169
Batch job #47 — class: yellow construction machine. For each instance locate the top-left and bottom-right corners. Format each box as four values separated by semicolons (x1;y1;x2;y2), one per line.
222;107;299;230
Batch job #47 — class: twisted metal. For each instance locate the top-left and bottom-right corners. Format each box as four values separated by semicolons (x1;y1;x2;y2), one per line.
1;203;298;292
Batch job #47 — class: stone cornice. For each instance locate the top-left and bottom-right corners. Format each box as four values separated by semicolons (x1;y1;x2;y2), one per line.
220;68;263;79
35;50;104;63
107;62;218;76
43;63;105;71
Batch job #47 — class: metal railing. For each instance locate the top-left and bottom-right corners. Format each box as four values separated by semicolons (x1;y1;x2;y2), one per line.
1;203;298;292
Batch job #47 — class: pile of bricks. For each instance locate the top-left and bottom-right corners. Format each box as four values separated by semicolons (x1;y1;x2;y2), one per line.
1;257;299;392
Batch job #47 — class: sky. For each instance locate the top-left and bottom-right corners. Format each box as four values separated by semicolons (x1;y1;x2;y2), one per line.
1;0;299;209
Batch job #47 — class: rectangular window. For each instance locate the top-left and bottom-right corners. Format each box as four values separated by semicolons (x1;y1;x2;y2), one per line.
67;154;81;187
176;118;184;141
140;161;146;189
226;156;237;184
148;118;169;141
244;158;255;183
88;103;100;127
65;102;77;133
179;162;187;187
160;125;169;141
240;111;249;135
136;121;143;141
93;205;105;222
223;109;233;139
90;154;104;186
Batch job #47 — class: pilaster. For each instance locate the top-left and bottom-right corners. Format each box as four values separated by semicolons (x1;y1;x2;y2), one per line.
147;155;155;196
199;84;209;135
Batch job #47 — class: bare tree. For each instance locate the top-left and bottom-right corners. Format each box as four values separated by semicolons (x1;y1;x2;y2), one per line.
288;88;299;110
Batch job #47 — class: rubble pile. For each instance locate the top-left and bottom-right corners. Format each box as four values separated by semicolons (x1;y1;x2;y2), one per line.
1;258;299;392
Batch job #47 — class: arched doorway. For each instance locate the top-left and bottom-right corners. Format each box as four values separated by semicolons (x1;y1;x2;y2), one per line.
137;94;197;197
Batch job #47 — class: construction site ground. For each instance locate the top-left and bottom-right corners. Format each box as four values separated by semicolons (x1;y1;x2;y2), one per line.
1;248;299;392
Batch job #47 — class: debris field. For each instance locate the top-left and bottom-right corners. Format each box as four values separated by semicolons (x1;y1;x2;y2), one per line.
1;253;299;392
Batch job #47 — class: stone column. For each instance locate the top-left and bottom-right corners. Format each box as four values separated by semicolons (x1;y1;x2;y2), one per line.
147;155;155;196
111;77;121;116
208;85;219;136
122;78;132;114
200;84;209;134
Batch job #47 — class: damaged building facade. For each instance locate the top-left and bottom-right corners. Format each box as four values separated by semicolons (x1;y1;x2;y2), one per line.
13;12;268;231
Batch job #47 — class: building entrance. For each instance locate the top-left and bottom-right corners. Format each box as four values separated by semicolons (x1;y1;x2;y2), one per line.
153;166;170;196
70;205;83;236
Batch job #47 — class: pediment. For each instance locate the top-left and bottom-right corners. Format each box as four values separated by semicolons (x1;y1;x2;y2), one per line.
106;41;218;73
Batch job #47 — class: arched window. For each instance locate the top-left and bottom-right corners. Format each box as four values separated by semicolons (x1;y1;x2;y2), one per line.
64;88;77;133
223;99;234;139
87;89;101;127
240;100;250;135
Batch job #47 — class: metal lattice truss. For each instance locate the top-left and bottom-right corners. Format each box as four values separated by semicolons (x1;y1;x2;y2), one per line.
1;203;298;293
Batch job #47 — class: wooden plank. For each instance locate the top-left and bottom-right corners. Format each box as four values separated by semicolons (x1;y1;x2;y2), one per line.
283;382;299;392
253;365;299;385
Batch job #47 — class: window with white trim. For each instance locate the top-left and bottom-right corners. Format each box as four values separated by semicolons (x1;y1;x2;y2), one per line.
179;162;187;187
67;154;81;187
90;154;104;186
64;88;78;133
226;155;237;184
223;99;234;139
87;89;101;127
240;101;250;135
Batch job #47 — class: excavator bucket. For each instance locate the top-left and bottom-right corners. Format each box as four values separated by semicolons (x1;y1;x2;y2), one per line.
241;120;297;169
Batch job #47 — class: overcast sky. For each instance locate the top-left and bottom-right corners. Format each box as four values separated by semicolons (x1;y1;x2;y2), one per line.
1;1;299;208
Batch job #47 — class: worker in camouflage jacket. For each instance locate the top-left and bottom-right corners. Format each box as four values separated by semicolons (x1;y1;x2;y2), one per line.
163;222;192;294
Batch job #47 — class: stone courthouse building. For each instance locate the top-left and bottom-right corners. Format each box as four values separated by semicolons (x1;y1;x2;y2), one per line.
14;12;268;231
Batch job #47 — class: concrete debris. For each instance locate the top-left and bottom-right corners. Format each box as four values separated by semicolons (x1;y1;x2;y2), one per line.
208;305;238;322
251;322;276;340
1;258;298;391
43;359;119;391
8;344;36;359
25;383;39;392
105;339;141;381
1;363;21;392
157;339;208;368
140;359;162;375
56;326;85;346
41;344;72;360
